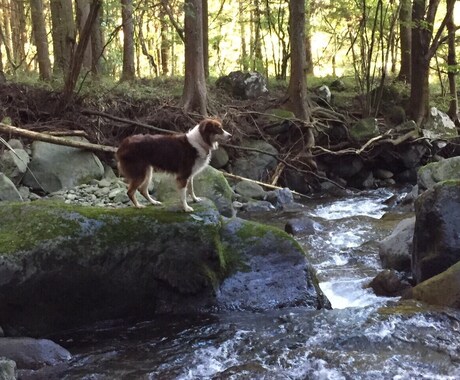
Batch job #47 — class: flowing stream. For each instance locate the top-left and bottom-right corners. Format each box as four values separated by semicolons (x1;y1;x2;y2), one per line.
23;189;460;379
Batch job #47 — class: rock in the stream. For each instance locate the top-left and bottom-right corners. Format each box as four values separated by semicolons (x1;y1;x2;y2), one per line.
0;338;70;370
379;217;414;272
0;357;16;380
0;199;327;336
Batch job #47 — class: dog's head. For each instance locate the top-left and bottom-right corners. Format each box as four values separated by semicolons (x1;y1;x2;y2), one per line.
199;118;232;150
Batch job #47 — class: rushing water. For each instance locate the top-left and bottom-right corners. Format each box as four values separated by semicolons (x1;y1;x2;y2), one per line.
22;189;460;379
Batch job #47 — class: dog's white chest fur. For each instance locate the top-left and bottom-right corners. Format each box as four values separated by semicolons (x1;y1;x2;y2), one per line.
186;125;213;176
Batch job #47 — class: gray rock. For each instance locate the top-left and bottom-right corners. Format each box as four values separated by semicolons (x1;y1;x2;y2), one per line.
0;148;30;184
210;147;229;169
368;270;411;297
0;173;22;201
401;144;428;169
22;138;104;193
0;338;70;370
232;140;278;181
0;357;16;380
243;200;276;212
234;180;266;200
217;218;330;311
379;217;414;272
412;181;460;283
421;107;458;139
216;71;268;99
285;217;321;236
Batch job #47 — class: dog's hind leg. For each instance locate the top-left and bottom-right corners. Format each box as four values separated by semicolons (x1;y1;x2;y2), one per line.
139;166;162;206
127;176;146;208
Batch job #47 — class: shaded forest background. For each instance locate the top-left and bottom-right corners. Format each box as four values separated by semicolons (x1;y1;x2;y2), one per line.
0;0;459;191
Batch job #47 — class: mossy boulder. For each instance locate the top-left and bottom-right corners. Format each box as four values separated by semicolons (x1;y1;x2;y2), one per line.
417;156;460;190
349;117;379;142
0;200;326;335
403;261;460;309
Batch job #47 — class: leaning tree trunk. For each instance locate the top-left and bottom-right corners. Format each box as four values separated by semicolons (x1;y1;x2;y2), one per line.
10;0;27;68
181;0;207;116
91;1;104;76
30;0;51;80
76;0;92;70
120;0;135;81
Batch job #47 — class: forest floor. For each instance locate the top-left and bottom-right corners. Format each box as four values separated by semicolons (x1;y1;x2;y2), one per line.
0;78;458;192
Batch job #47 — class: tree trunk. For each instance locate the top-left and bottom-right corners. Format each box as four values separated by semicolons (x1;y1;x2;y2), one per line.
50;0;76;76
397;0;411;83
30;0;52;80
305;0;313;75
239;0;248;71
159;5;169;76
287;0;310;121
59;0;101;108
120;0;135;81
10;0;27;68
251;0;263;72
409;0;451;126
202;0;209;78
287;0;315;168
76;0;92;71
182;0;207;116
446;0;458;123
91;1;104;76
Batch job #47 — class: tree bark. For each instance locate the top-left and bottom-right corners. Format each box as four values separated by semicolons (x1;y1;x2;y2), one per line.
202;0;209;78
30;0;52;80
50;0;76;76
91;1;104;76
159;5;169;75
76;0;93;70
10;0;27;68
446;0;458;123
120;0;135;81
182;0;207;116
397;0;411;83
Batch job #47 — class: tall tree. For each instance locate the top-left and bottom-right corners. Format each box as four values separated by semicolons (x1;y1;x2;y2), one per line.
397;0;411;82
182;0;207;116
120;0;135;81
446;0;458;124
50;0;76;75
91;1;104;76
286;0;315;168
30;0;51;80
409;0;454;125
10;0;27;68
76;0;93;70
202;0;209;78
159;4;170;75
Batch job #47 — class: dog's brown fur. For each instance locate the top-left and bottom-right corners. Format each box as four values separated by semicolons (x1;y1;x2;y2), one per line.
116;118;231;211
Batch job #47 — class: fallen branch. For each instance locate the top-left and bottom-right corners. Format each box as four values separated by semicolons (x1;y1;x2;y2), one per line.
0;123;117;153
223;172;310;199
82;109;175;134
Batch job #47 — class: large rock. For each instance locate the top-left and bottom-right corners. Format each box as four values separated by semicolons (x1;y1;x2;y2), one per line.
0;173;22;201
421;107;458;139
150;166;234;216
22;138;104;193
404;261;460;308
0;144;30;185
412;181;460;283
0;200;326;335
216;71;268;99
0;357;16;380
0;338;70;370
417;156;460;190
232;139;278;181
349;117;379;142
379;217;414;272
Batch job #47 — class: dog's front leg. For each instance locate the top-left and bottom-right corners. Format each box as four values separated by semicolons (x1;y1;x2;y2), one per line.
178;178;194;212
188;177;201;203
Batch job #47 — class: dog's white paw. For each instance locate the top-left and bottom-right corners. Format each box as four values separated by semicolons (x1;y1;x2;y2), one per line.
150;200;162;206
183;205;194;212
135;204;146;209
192;197;202;203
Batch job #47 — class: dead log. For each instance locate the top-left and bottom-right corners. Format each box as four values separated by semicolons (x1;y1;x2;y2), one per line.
0;123;117;153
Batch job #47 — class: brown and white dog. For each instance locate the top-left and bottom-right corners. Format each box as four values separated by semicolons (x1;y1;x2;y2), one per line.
116;118;231;212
